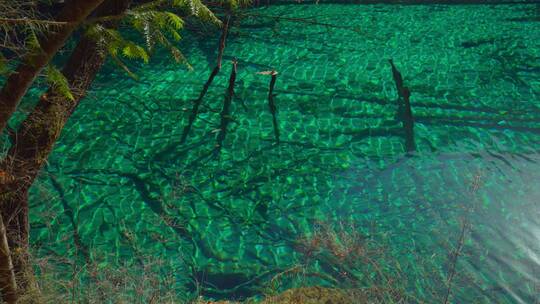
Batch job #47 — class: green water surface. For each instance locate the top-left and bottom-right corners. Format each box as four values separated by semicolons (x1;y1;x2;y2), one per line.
20;3;540;303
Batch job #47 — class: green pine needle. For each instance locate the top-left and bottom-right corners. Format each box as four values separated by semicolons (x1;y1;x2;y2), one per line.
45;65;74;101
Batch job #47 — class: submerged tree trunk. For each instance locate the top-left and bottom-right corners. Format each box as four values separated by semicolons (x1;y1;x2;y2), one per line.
0;0;130;299
0;0;105;135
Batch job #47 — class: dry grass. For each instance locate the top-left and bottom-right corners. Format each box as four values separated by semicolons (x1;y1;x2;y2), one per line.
14;219;472;304
15;252;185;304
6;170;486;303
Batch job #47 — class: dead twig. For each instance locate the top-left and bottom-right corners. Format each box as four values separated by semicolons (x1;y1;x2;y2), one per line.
443;220;469;304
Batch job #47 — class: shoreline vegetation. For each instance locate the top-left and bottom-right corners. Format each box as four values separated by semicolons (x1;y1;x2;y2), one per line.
19;224;469;304
19;202;478;303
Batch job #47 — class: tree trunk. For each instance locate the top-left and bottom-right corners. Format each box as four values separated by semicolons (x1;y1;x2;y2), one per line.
0;0;106;135
0;0;130;300
0;214;17;304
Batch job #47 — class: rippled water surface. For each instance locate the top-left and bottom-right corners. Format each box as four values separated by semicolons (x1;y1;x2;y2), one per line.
27;3;539;303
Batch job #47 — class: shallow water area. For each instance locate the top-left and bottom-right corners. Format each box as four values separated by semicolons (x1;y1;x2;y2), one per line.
22;2;540;303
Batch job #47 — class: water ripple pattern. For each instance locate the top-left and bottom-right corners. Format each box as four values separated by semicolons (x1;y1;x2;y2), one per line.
24;3;539;303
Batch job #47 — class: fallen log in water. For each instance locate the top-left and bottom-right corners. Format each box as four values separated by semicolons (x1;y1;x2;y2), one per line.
389;59;415;152
180;15;230;144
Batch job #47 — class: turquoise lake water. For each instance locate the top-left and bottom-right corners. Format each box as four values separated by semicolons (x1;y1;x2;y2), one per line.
17;3;540;303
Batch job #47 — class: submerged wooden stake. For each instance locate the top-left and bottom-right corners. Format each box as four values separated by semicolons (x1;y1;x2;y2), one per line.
402;87;415;152
215;60;238;155
389;59;416;152
266;70;280;144
180;15;230;144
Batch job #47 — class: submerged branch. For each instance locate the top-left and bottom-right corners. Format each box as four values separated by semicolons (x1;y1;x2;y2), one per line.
180;15;231;144
216;15;230;69
239;12;361;32
215;59;238;155
48;176;89;263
